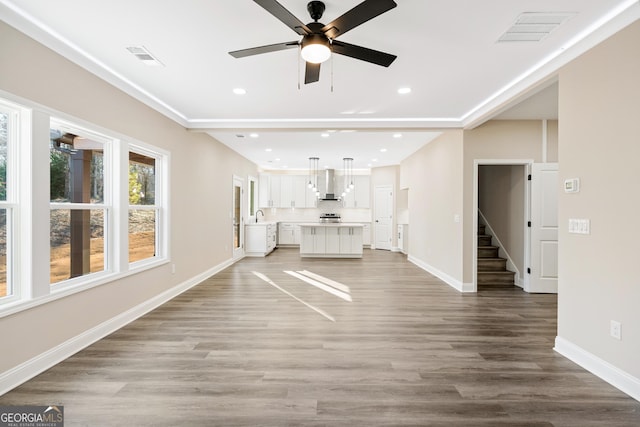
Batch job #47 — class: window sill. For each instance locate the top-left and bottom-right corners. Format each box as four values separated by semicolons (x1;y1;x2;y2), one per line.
0;257;170;319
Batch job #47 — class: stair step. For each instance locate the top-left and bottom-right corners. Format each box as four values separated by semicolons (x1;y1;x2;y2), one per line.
478;270;515;284
478;235;492;246
478;246;499;258
477;257;508;271
478;224;486;235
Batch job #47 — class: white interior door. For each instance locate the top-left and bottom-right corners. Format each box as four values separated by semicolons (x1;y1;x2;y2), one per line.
528;163;558;293
232;176;244;260
374;185;393;250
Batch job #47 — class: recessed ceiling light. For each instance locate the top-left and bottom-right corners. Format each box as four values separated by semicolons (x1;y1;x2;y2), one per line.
397;87;412;95
393;133;402;138
233;88;247;95
372;158;378;162
321;133;330;138
367;163;372;167
275;158;281;162
265;148;272;152
380;148;387;153
249;133;259;138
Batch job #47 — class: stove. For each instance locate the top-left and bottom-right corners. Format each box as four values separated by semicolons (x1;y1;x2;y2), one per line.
319;213;341;223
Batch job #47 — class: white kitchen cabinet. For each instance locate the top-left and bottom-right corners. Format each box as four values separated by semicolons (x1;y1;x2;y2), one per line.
325;227;340;253
261;174;313;208
301;226;326;253
362;223;371;246
280;175;311;208
245;222;277;256
342;175;370;208
278;222;301;245
259;174;281;208
339;226;363;255
300;224;363;258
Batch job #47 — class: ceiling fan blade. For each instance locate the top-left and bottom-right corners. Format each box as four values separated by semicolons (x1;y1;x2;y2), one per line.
322;0;397;39
229;41;299;58
304;62;321;84
331;40;396;67
254;0;311;36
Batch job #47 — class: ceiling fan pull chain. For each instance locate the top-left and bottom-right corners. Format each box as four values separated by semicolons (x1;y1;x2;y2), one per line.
297;45;301;90
331;51;334;93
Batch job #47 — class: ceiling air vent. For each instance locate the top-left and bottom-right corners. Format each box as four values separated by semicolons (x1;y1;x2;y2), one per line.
498;12;576;42
126;46;164;66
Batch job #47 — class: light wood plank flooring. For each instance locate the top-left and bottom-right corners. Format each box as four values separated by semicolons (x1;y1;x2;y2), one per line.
2;248;639;426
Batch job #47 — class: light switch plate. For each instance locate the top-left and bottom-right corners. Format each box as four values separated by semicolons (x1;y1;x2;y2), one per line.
564;178;580;193
568;218;590;234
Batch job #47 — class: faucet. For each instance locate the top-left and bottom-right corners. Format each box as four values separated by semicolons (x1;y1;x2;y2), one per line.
255;209;264;223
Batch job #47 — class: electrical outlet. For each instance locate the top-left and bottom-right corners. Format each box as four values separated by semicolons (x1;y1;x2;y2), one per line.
171;264;176;274
610;320;621;340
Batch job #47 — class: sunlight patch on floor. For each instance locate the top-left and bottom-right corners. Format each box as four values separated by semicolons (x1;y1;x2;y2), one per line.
284;270;352;302
251;271;336;322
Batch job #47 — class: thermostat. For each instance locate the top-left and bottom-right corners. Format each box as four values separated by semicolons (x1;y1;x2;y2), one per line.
564;178;580;193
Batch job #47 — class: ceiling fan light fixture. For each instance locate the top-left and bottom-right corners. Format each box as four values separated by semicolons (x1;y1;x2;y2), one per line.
301;35;331;64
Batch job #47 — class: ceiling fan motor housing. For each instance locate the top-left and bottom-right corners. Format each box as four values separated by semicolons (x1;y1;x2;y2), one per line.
307;1;326;21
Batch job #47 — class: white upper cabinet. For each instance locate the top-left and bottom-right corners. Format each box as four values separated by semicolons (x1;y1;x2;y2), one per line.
259;174;281;208
341;175;371;208
260;174;315;208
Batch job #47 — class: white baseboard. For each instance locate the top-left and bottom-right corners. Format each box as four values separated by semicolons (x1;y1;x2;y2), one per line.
0;257;238;396
408;255;473;293
554;336;640;402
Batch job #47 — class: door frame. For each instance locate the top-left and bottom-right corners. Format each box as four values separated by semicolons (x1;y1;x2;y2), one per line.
232;175;245;260
472;159;533;293
373;184;393;250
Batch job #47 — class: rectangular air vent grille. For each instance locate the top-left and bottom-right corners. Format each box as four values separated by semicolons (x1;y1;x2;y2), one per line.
126;46;164;66
498;12;576;43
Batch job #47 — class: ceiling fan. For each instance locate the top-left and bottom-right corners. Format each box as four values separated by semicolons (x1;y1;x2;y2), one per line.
229;0;398;84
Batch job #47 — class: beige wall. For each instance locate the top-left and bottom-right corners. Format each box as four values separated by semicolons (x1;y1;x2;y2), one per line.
478;165;526;278
401;131;464;283
558;21;640;378
0;22;258;372
546;120;559;162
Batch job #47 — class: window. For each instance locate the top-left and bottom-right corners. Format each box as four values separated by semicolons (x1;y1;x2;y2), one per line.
49;120;110;285
0;95;169;313
0;106;14;299
248;176;257;218
129;149;159;264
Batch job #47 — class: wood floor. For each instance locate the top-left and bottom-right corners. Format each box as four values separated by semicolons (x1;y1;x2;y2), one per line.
2;248;639;426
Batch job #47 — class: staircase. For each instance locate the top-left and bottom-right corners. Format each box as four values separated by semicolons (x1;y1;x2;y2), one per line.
477;224;515;287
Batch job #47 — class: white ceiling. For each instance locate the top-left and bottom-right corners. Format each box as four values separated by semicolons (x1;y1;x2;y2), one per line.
1;0;638;169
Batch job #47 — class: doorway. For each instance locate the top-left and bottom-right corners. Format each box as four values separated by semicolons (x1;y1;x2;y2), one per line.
472;160;558;293
374;185;393;250
473;160;531;292
232;176;244;260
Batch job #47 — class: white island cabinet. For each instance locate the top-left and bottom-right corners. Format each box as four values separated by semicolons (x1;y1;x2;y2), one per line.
245;222;277;257
299;223;363;258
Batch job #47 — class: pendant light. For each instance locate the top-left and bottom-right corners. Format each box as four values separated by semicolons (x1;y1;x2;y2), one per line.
343;157;354;196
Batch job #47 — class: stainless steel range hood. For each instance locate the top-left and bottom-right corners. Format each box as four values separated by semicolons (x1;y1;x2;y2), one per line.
320;169;340;201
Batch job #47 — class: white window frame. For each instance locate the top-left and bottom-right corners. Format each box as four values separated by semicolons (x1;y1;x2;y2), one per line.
0;93;170;317
0;99;21;305
127;142;168;268
49;118;114;290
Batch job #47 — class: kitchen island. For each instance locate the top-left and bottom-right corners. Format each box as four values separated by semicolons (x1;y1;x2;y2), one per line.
299;223;363;258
